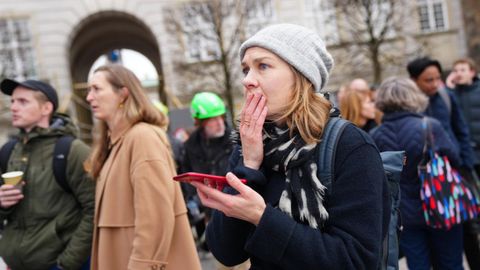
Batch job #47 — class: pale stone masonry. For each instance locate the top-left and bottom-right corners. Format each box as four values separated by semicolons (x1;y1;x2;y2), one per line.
0;0;472;142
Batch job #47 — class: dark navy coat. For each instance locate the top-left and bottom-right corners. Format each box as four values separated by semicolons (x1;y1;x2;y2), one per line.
425;90;474;169
371;111;460;227
207;124;389;270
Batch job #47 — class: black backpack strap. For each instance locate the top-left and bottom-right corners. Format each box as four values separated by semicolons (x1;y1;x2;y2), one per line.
0;139;18;174
317;117;349;198
53;135;75;193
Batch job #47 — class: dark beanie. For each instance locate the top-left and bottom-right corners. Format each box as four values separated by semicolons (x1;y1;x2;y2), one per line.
407;57;443;79
1;79;58;111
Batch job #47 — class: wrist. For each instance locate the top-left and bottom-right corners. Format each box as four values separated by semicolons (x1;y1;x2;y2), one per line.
252;203;266;226
244;160;260;170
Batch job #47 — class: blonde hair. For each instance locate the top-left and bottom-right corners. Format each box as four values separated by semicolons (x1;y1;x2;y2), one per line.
276;67;332;144
375;77;428;113
340;89;372;127
85;64;168;178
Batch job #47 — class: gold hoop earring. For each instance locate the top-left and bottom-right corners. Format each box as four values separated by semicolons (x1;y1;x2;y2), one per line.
119;103;124;108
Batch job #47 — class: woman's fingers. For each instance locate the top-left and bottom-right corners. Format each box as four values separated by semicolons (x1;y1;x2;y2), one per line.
191;182;232;212
190;174;266;224
190;175;249;206
252;99;267;134
225;172;250;195
240;94;266;134
241;94;265;129
240;94;266;169
241;93;254;122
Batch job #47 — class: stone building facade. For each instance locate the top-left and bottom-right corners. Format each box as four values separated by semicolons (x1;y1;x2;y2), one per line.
0;0;472;142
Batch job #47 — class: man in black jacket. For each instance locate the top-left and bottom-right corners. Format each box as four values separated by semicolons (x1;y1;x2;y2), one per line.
447;58;480;172
182;92;247;269
183;92;233;176
447;58;480;270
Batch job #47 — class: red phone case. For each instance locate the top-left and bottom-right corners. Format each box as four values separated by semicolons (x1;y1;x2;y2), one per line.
173;172;246;190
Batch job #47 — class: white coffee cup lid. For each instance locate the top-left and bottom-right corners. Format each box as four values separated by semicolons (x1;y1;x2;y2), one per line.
1;171;24;178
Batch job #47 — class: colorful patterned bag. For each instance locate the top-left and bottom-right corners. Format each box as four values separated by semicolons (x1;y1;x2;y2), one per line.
418;118;480;230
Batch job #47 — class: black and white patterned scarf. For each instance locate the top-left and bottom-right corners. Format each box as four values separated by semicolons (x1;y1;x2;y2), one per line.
260;123;329;229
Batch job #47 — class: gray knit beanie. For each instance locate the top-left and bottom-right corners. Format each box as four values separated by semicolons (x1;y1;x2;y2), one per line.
239;24;334;92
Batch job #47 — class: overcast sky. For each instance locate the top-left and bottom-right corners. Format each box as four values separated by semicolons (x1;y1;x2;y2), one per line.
89;49;158;81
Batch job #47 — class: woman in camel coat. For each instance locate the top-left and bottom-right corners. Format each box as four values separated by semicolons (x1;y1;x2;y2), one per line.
85;64;201;270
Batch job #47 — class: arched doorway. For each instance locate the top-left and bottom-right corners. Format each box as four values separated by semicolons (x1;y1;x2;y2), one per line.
68;11;165;143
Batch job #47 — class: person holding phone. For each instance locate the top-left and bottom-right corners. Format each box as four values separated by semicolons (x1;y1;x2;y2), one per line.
85;64;201;270
190;24;389;269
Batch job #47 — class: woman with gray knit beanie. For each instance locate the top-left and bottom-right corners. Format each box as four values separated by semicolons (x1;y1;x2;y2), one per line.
189;24;389;269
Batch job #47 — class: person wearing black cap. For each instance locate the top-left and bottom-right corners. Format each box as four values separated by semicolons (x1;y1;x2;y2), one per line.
0;79;94;270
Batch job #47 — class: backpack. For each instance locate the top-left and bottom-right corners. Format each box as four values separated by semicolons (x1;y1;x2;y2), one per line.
318;117;404;270
0;135;74;193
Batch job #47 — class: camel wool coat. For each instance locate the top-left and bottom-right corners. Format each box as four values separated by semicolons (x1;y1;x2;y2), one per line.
91;122;201;270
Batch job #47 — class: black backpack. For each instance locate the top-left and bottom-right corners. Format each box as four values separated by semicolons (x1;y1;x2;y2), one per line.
318;117;404;270
0;135;74;193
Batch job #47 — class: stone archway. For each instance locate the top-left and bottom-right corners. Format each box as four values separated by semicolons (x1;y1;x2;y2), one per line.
68;10;165;143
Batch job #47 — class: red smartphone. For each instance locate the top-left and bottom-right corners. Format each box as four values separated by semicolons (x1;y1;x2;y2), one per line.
173;172;247;190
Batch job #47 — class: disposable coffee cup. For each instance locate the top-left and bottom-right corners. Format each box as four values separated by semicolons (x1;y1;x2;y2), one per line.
2;171;24;187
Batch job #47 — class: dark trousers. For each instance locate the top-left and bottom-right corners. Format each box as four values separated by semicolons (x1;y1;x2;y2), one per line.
460;166;480;270
462;165;480;270
400;225;464;270
49;257;90;270
463;226;480;270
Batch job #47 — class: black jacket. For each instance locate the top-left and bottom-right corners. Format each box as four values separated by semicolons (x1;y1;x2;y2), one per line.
451;78;480;165
207;124;389;270
182;126;233;176
181;126;233;200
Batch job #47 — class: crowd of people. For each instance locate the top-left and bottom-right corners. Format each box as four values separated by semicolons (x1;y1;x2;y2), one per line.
0;22;479;270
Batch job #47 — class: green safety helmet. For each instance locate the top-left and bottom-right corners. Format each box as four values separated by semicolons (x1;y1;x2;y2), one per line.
190;92;226;119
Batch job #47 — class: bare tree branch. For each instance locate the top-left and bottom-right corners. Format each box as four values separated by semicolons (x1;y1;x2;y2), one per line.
333;0;420;84
163;0;273;125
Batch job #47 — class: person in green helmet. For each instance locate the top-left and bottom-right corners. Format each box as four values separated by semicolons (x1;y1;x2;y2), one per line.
181;92;233;245
183;92;232;175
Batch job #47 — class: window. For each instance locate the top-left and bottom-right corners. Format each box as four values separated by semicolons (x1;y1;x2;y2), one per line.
304;0;338;45
0;18;36;80
245;0;274;37
182;3;221;62
417;0;447;32
181;0;274;63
